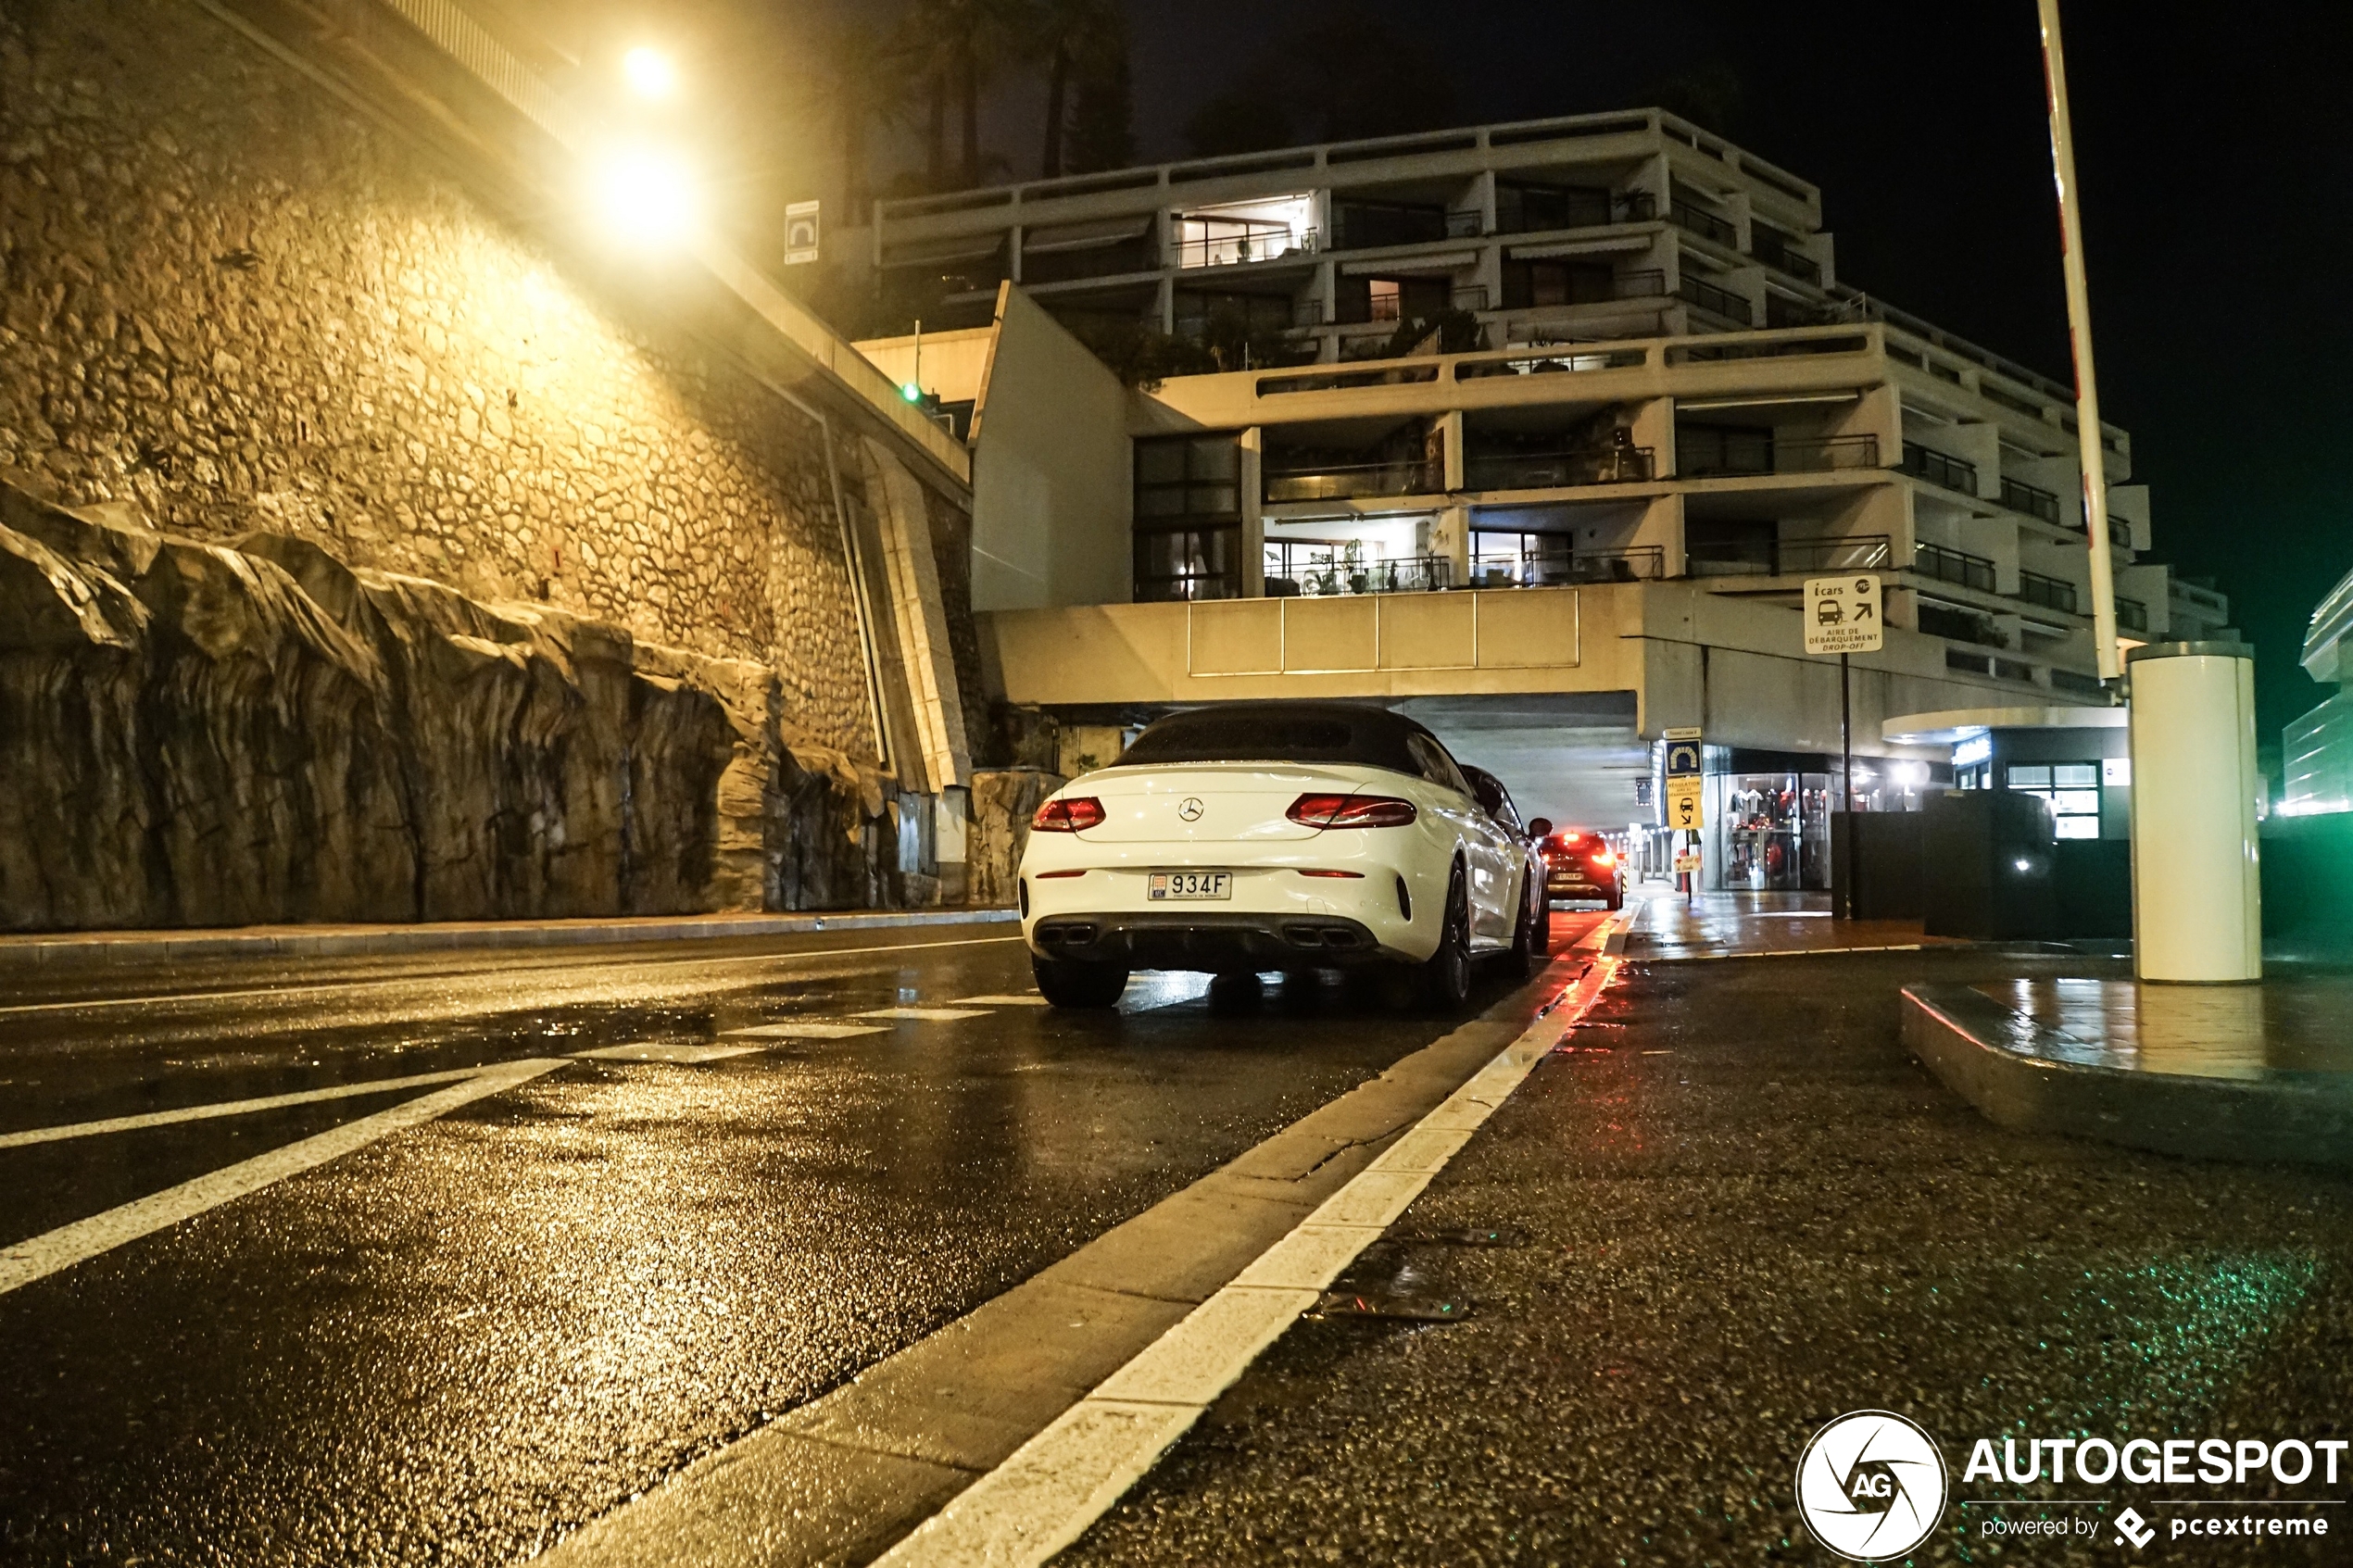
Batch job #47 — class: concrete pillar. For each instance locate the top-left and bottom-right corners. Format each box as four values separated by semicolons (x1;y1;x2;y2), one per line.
2129;643;2261;982
1239;425;1265;597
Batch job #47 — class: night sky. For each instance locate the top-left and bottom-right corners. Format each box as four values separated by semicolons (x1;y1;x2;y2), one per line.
732;0;2347;740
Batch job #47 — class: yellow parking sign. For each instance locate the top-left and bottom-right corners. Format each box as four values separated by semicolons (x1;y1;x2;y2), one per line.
1667;775;1704;831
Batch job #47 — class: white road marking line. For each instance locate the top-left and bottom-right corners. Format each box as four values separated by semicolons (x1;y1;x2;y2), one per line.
0;934;1025;1018
721;1022;889;1040
572;1043;764;1064
856;1006;990;1022
951;994;1050;1006
874;906;1637;1568
0;1066;484;1148
0;1057;565;1298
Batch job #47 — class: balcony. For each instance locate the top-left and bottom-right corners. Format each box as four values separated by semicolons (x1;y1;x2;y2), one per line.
1685;532;1890;578
1264;547;1452;597
1899;441;1979;496
2117;596;2149;633
1462;445;1655;491
1913;542;1996;594
1472;546;1666;587
1669;195;1737;247
1331;199;1449;252
1263;458;1442;504
1171;220;1316;270
1919;601;2007;648
2000;475;2063;525
1677;432;1881;479
1493;183;1614;235
1677;274;1753;325
2015;570;2080;615
1755;237;1821;285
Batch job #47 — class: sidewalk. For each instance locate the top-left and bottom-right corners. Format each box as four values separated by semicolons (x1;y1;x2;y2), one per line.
0;906;1018;972
1626;884;1960;960
1906;970;2353;1171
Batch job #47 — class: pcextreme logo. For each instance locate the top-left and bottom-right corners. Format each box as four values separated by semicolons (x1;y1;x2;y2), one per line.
1796;1411;1949;1562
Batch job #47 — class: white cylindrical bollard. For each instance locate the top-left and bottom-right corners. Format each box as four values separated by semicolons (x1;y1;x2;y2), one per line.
2128;643;2261;982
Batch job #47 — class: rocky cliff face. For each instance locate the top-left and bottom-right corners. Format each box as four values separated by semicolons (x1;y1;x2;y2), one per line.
0;474;907;931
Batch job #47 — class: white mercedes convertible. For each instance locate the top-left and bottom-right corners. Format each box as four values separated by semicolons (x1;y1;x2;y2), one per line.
1016;702;1548;1009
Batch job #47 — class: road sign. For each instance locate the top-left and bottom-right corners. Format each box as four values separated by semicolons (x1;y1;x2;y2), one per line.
1665;734;1703;780
1666;775;1704;831
784;200;821;265
1804;573;1884;656
1673;848;1703;874
1663;726;1703;741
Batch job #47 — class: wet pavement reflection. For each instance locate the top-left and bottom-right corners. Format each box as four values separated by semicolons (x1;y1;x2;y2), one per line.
1982;975;2353;1081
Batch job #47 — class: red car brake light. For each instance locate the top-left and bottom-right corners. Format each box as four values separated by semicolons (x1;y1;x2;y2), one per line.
1592;848;1617;868
1032;797;1105;833
1287;793;1418;829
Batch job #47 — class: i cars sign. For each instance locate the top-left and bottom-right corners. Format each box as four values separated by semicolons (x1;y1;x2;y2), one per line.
1805;574;1884;656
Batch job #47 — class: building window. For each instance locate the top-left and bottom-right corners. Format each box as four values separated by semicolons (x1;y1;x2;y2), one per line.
2007;763;2102;838
1501;258;1613;309
1135;435;1243;601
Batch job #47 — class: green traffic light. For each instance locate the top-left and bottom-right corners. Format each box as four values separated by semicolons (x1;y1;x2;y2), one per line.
900;382;921;403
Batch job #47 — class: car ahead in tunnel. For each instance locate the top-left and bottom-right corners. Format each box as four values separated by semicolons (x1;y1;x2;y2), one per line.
1017;702;1548;1010
1536;824;1623;910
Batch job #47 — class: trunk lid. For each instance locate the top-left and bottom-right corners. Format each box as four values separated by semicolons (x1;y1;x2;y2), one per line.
1072;763;1393;845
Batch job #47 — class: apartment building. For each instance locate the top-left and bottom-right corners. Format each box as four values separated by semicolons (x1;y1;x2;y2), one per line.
2284;566;2353;817
849;111;2233;891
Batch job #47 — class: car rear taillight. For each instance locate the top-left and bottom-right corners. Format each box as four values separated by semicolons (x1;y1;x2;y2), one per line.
1592;848;1617;868
1287;793;1418;829
1032;797;1105;833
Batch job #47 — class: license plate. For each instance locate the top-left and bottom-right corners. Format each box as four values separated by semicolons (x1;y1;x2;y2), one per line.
1148;871;1231;901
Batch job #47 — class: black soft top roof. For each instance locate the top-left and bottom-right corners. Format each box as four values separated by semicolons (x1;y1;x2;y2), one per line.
1115;702;1442;776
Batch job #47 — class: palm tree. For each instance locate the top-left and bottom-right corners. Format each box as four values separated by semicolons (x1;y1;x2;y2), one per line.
793;16;918;225
1028;0;1126;179
900;0;1026;190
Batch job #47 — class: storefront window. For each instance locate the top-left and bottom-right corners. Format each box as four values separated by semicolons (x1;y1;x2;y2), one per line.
2007;763;2101;838
1717;771;1832;890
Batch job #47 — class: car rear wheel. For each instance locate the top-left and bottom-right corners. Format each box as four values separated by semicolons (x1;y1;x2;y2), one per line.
1420;868;1474;1010
1033;954;1129;1009
1509;873;1548;976
1605;881;1624;911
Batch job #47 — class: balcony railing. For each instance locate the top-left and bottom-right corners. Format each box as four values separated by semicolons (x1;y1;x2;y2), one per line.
1172;226;1318;270
1264;551;1453;597
1452;284;1490;313
1779;533;1892;574
1494;186;1614;235
2015;570;2080;615
1669;195;1737;246
2000;475;2063;524
1263;458;1443;503
1920;601;2008;648
1914;541;1997;594
1677;433;1881;480
1462;445;1655;491
1470;546;1667;587
1900;441;1979;496
2117;596;2149;633
1755;240;1822;285
1677;274;1753;325
1445;207;1484;239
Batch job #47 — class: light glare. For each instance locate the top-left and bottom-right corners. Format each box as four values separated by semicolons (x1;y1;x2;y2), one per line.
623;46;677;99
590;144;697;247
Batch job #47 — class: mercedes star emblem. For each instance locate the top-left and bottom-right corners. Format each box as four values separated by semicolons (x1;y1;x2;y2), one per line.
1176;797;1205;822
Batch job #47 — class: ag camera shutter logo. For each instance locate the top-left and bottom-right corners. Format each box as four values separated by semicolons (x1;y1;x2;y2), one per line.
1796;1411;1949;1562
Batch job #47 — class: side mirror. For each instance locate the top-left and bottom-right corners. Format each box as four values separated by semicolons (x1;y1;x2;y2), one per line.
1526;817;1553;839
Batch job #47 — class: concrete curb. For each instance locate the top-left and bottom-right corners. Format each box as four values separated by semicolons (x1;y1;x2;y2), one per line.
1901;984;2353;1172
0;907;1021;973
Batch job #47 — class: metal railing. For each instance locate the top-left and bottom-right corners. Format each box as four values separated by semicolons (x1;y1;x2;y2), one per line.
1172;226;1317;270
1263;458;1443;503
2117;596;2149;633
2000;475;2063;524
1469;545;1667;587
1914;542;1997;593
1669;195;1737;246
1676;432;1879;479
1677;274;1753;324
1494;187;1615;234
1900;441;1979;496
1779;533;1892;573
1755;241;1821;284
2015;570;2079;615
1445;207;1484;238
1920;602;2007;648
1264;550;1453;597
1463;445;1655;490
1452;284;1490;313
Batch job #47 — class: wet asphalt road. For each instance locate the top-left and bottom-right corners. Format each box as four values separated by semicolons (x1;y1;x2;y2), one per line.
1063;947;2353;1567
0;921;1595;1566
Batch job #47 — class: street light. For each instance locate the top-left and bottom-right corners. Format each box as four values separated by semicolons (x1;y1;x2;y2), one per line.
622;46;677;101
587;142;698;248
